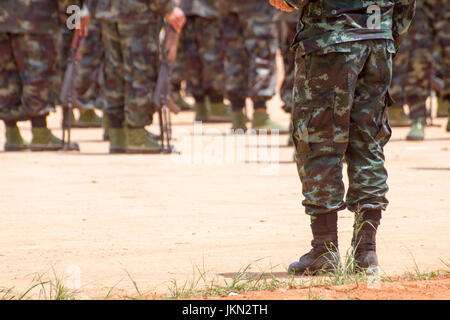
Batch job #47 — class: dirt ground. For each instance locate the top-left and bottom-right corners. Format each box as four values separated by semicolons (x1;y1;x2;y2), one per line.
0;96;449;300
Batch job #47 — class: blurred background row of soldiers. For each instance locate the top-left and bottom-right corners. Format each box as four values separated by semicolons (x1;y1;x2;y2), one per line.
1;0;449;153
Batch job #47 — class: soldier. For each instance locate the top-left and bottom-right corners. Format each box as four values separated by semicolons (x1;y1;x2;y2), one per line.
219;0;288;133
0;0;83;152
58;18;103;130
74;19;104;129
389;0;443;140
179;0;232;123
93;0;186;154
270;0;415;274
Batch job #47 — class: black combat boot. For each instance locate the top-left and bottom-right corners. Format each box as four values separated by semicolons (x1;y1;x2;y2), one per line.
288;212;339;275
351;210;381;272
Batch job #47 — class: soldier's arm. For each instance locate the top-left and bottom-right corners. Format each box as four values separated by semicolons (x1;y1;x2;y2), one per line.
392;0;416;50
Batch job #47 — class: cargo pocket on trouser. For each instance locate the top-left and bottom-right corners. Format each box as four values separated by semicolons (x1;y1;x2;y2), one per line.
292;114;311;178
375;103;392;148
293;114;312;157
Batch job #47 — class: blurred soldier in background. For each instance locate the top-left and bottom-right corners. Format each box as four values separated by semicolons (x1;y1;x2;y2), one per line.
93;0;186;154
219;0;288;133
59;17;103;130
275;11;297;115
389;0;449;140
0;0;83;151
179;0;232;123
74;19;104;129
276;10;298;145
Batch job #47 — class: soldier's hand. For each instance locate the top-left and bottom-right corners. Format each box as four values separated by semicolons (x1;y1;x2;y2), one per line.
166;7;186;33
76;12;90;37
269;0;294;12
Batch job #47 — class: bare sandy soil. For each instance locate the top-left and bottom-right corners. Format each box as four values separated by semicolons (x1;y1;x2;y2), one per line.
0;96;449;300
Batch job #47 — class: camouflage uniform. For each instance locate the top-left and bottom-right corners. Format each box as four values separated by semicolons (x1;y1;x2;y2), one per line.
75;19;104;111
0;0;79;121
275;11;298;112
219;0;278;110
287;0;415;216
179;0;225;102
94;0;176;128
390;0;445;120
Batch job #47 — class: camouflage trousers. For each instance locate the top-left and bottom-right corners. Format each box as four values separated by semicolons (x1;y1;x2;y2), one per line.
100;21;160;127
59;21;104;110
76;20;104;110
173;15;225;100
0;32;58;120
278;20;297;111
390;5;433;119
221;2;278;109
292;40;393;216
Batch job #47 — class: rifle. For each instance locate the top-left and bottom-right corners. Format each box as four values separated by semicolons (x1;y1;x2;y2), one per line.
153;23;181;154
60;31;85;151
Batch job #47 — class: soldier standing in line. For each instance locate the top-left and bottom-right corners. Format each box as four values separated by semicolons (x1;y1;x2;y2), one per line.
389;0;444;140
432;0;450;132
93;0;186;154
74;18;104;129
179;0;232;123
58;17;103;129
270;0;415;274
0;0;84;152
219;0;288;133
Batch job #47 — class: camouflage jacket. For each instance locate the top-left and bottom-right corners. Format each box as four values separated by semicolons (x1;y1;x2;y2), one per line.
284;0;416;55
0;0;82;34
94;0;177;23
182;0;220;18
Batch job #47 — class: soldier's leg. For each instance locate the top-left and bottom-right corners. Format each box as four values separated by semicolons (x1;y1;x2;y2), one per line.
346;41;393;271
241;5;287;133
101;22;126;153
223;11;249;131
195;16;231;122
117;22;161;153
13;32;78;151
172;17;194;111
75;19;103;128
404;7;433;141
388;41;410;127
289;43;370;274
0;33;28;151
183;16;208;121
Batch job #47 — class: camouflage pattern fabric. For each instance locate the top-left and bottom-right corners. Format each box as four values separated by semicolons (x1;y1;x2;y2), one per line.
182;0;220;19
94;0;176;23
285;0;415;54
173;1;225;99
219;0;278;109
0;33;59;120
287;0;415;216
0;0;80;121
99;21;160;127
76;19;104;110
389;0;443;119
292;40;394;216
0;0;81;34
425;0;449;102
180;15;225;99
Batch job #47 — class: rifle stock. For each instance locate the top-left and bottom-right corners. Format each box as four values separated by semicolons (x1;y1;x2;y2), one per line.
153;24;181;154
60;32;85;151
